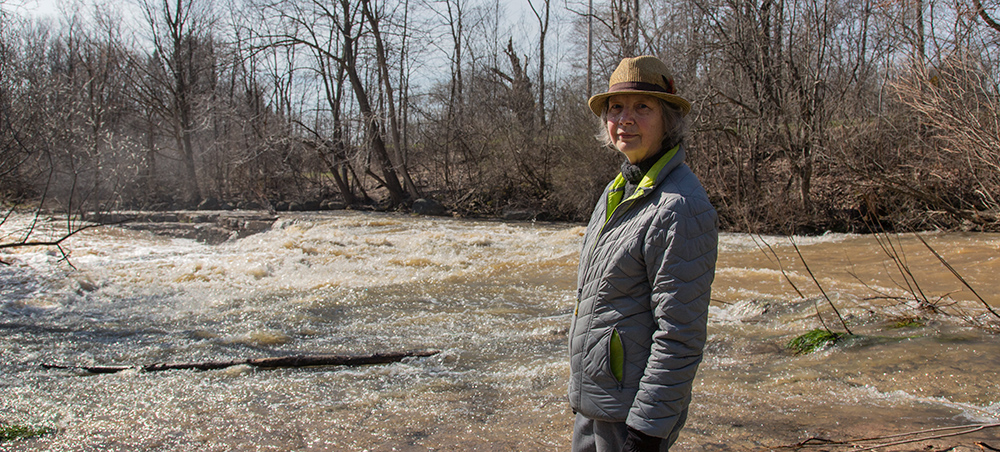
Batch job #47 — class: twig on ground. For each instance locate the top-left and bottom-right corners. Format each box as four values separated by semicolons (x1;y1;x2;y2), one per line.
786;423;1000;451
978;441;1000;451
850;422;1000;451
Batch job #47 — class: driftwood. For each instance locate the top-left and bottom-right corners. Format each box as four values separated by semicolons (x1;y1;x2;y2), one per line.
42;350;439;374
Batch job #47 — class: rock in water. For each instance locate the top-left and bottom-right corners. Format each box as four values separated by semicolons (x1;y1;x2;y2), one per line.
412;198;447;216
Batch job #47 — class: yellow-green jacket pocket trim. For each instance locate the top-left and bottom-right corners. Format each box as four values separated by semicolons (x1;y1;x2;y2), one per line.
610;328;624;383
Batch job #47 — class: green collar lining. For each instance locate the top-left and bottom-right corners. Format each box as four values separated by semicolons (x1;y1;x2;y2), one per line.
605;144;679;223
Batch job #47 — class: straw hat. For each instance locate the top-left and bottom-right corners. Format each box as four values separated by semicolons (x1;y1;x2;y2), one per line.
588;55;691;117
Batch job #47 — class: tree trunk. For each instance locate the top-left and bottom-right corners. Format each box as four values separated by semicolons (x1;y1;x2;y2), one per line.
163;0;202;203
529;0;549;128
362;0;420;199
339;0;405;206
313;141;356;205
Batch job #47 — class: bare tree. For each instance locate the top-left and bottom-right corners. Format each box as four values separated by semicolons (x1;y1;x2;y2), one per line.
610;0;639;57
3;0;999;228
335;0;408;206
687;0;865;225
0;6;128;255
439;0;466;187
258;0;413;207
0;5;30;210
361;0;420;199
888;15;1000;224
527;0;550;127
134;0;217;205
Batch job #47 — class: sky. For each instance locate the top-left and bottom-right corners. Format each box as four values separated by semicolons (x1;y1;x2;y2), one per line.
2;0;583;102
3;0;62;18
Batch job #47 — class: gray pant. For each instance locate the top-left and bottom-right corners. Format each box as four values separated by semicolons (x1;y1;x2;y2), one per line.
571;413;628;452
571;412;684;452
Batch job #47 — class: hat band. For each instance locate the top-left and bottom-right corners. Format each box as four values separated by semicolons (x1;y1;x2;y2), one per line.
609;81;675;94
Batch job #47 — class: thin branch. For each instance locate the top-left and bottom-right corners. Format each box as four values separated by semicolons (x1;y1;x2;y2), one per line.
753;233;806;298
789;237;853;335
0;221;102;250
914;233;1000;320
852;423;1000;451
973;0;1000;34
979;441;1000;451
786;423;1000;450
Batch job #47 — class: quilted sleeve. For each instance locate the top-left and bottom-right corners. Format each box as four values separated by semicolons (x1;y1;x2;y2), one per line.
627;192;718;439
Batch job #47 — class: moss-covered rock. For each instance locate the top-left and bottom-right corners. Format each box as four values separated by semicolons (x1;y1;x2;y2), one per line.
0;423;52;442
889;317;926;329
787;328;847;354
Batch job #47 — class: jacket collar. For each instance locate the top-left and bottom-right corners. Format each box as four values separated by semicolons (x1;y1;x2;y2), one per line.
605;144;685;222
610;144;684;197
637;143;685;193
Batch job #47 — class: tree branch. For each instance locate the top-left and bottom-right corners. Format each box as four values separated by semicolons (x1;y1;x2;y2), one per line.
0;221;107;251
914;233;1000;320
973;0;1000;34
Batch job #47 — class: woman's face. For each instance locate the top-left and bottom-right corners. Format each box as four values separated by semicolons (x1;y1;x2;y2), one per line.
605;94;666;164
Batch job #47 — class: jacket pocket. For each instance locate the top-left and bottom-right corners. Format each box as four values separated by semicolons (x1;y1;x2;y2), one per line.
609;328;624;383
583;327;625;387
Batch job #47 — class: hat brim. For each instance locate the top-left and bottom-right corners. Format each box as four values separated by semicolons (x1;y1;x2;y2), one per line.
588;90;692;117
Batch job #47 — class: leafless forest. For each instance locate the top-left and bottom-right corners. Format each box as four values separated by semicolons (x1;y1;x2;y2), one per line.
1;0;999;233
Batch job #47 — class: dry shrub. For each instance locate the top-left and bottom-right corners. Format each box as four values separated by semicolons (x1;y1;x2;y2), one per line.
546;87;621;221
890;52;1000;228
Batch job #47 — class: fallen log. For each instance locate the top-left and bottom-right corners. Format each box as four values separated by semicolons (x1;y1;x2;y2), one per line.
42;350;440;374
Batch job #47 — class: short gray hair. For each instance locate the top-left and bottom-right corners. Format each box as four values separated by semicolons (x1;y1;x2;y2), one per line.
596;99;688;152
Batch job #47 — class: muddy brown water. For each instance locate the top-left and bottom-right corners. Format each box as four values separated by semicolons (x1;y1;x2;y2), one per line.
1;212;998;450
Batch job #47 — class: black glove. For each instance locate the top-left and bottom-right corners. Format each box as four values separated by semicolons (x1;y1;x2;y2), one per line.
622;426;662;452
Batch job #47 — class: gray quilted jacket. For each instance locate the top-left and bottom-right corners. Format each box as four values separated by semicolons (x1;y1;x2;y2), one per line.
568;144;718;443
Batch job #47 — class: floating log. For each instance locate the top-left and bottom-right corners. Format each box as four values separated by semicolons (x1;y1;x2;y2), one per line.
42;350;439;374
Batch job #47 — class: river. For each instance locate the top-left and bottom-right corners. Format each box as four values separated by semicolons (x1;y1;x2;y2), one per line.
1;211;998;451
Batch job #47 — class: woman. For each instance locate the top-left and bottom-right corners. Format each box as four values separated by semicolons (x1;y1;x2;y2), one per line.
568;55;718;452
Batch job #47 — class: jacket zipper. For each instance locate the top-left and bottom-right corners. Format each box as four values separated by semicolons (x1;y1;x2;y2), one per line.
578;192;642;319
584;195;640;268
